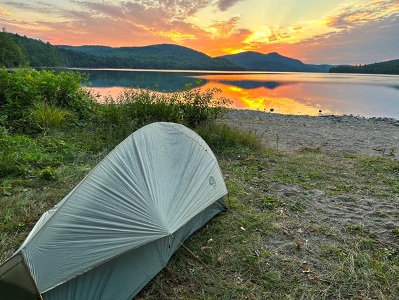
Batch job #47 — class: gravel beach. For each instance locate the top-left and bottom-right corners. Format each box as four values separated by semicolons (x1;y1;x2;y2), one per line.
221;109;399;158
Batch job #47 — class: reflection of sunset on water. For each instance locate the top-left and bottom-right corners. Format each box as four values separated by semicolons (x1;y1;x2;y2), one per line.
88;87;124;102
86;71;399;119
89;83;338;116
199;81;338;116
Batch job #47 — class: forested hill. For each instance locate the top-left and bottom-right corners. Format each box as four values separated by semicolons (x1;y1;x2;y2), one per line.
0;31;241;70
218;51;332;72
0;31;98;68
329;59;399;75
57;44;242;70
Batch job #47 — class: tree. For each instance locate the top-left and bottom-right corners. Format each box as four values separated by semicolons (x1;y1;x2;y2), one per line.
0;29;26;67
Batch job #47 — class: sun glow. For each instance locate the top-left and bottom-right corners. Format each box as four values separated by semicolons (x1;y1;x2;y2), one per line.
157;31;196;42
196;80;337;116
0;7;12;16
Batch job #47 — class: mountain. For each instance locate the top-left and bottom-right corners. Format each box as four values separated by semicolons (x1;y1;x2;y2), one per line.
329;59;399;75
57;44;242;70
0;32;241;70
0;31;104;68
8;31;398;74
218;51;332;72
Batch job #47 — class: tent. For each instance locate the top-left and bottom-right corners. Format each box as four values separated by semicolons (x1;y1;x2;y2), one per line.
0;122;227;299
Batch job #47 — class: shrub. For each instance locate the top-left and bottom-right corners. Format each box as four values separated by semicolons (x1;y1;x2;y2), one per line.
176;85;231;127
0;68;95;132
99;84;231;130
29;101;72;130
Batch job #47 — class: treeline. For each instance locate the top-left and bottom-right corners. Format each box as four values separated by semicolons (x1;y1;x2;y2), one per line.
329;59;399;75
0;30;241;70
0;29;27;67
0;29;95;68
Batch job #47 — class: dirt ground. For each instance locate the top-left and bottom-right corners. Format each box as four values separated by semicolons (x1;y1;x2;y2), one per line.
220;110;399;289
221;109;399;158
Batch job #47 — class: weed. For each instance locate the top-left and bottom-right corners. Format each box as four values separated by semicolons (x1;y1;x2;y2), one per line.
263;195;285;210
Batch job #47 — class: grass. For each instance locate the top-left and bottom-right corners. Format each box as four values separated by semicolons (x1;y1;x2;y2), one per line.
1;69;398;299
1;128;398;298
134;147;399;300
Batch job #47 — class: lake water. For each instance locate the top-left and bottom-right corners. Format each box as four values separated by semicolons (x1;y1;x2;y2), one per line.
76;69;399;119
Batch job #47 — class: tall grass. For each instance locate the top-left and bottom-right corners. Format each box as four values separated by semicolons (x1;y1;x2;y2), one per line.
99;84;231;129
30;101;72;130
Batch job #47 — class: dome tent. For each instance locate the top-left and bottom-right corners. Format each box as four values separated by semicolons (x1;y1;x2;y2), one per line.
0;122;227;299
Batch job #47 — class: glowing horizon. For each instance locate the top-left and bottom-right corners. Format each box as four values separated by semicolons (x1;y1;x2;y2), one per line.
1;0;398;64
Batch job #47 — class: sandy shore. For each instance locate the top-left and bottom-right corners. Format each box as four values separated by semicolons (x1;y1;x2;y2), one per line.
221;109;399;158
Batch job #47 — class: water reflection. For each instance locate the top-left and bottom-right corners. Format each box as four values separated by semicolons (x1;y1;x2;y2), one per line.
80;69;399;118
198;81;336;116
80;69;204;91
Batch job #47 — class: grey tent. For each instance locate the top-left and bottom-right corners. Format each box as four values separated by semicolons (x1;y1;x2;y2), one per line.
0;122;227;299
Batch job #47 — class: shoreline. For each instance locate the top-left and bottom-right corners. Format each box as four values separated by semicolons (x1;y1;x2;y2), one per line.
221;109;399;158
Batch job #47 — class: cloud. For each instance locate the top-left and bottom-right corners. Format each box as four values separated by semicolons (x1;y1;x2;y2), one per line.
272;15;399;64
215;0;243;11
206;15;240;37
2;0;398;63
1;0;58;15
62;0;212;40
242;25;295;49
0;6;12;16
15;0;215;46
326;0;399;29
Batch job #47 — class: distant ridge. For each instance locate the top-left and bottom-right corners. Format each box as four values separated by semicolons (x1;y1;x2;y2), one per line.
329;59;399;75
56;44;242;70
59;44;210;58
218;51;332;72
2;30;397;74
0;31;241;70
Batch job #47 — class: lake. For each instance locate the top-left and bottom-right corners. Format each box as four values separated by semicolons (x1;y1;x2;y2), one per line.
75;69;399;119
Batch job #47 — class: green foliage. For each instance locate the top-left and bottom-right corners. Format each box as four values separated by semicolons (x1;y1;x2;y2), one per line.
29;101;72;130
0;68;235;178
195;122;263;156
0;133;57;176
97;84;231;129
0;68;95;132
177;84;231;127
0;29;27;68
330;59;399;75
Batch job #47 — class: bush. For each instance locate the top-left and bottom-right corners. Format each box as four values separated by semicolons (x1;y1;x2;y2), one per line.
176;84;231;127
0;68;96;132
99;84;231;130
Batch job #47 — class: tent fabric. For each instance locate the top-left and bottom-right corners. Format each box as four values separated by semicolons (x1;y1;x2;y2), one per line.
0;122;227;299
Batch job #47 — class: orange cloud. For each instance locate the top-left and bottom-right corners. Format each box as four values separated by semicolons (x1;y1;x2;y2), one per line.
1;0;398;64
206;16;241;38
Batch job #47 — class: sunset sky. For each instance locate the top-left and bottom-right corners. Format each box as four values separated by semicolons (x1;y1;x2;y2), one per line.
1;0;398;64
